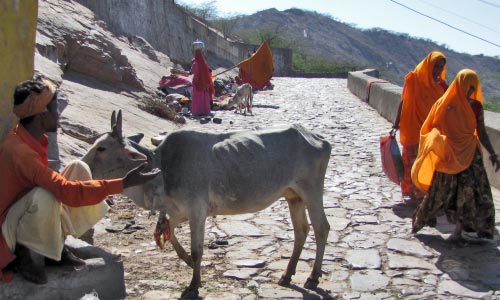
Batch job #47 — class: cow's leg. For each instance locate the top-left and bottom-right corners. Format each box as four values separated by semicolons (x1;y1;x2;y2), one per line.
304;191;330;290
164;218;194;267
278;197;309;286
181;214;207;299
248;94;253;114
170;231;194;268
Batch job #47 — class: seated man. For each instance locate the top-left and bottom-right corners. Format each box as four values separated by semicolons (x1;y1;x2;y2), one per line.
0;78;160;284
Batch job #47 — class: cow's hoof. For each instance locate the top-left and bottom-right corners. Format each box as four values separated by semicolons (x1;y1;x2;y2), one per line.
304;277;319;290
278;276;291;286
181;287;199;299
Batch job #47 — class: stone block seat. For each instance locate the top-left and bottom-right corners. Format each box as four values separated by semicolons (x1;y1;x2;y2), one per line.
0;236;125;300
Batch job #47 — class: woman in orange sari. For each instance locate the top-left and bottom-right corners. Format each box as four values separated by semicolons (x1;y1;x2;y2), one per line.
393;51;448;205
411;69;500;241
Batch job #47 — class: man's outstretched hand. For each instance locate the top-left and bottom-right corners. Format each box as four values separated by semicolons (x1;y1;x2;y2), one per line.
122;162;161;188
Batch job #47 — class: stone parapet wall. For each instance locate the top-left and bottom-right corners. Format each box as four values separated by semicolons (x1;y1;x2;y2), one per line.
287;71;348;78
348;69;500;189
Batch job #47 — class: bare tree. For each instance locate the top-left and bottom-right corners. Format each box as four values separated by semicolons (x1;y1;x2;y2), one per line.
257;24;286;46
211;14;241;39
178;0;218;20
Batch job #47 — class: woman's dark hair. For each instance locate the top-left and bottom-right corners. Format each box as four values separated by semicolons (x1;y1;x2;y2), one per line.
13;79;49;126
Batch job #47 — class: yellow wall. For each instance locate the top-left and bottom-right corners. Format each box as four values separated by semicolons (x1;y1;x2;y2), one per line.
0;0;38;141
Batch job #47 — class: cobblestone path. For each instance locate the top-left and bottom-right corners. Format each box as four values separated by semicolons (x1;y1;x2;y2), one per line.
129;78;500;300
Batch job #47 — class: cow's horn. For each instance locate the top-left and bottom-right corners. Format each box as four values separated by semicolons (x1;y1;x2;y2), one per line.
111;110;117;130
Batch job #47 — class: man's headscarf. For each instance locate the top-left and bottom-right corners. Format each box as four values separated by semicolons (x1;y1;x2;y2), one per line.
13;79;56;119
399;51;447;146
411;69;483;191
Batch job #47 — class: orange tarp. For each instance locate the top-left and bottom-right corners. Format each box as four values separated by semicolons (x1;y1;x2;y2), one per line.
239;42;274;89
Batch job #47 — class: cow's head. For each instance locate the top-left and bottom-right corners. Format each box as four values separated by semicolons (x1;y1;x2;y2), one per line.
81;110;163;210
82;110;147;180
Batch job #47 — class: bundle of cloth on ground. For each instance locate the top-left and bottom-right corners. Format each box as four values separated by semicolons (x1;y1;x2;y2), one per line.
158;75;192;96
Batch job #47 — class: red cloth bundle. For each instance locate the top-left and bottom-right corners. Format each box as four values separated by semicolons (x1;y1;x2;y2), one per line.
380;131;404;184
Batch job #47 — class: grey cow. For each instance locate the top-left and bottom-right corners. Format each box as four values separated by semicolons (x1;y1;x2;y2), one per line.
82;111;332;299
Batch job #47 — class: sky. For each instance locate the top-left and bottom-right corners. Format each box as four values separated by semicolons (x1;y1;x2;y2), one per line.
178;0;500;57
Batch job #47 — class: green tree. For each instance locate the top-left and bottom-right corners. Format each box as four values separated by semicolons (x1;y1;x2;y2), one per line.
484;97;500;113
236;25;305;50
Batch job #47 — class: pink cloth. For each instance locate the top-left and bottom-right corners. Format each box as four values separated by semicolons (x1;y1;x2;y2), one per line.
159;75;192;89
190;88;211;116
190;56;212;116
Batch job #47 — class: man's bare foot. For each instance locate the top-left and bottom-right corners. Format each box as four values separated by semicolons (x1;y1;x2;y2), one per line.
45;246;86;268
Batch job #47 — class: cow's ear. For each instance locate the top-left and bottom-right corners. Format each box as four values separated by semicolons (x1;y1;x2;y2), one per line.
128;151;147;161
127;133;144;144
124;145;147;161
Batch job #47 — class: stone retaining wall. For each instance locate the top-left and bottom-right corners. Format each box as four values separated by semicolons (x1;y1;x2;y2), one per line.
348;69;500;189
75;0;291;76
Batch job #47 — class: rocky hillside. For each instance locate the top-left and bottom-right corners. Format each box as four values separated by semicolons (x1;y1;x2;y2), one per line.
35;0;187;166
232;8;500;103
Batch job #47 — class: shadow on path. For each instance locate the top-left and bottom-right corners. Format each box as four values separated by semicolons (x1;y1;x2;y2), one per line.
287;283;338;300
391;202;415;219
253;104;280;109
416;234;500;293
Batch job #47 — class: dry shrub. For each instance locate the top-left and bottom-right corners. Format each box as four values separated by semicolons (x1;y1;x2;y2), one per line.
138;96;185;124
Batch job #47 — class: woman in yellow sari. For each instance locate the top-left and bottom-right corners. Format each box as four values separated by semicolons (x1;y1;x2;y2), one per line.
393;51;448;205
411;69;500;241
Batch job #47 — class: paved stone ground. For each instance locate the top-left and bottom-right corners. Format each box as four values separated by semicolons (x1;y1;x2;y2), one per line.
132;77;500;300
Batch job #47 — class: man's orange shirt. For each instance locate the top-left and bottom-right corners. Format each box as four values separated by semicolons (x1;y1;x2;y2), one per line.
0;125;123;281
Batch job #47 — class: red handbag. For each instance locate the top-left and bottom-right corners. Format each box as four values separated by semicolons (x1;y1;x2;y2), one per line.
380;130;404;185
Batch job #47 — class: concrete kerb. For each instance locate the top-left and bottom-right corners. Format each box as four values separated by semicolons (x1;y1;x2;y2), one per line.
348;69;500;190
369;84;401;122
